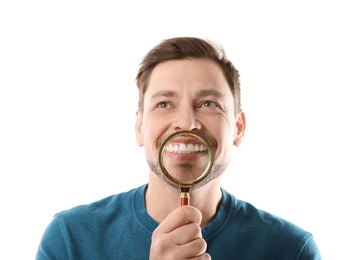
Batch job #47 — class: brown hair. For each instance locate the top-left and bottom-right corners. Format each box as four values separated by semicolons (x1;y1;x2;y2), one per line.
136;37;241;114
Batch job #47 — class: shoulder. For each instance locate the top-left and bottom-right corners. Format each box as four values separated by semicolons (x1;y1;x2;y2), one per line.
222;189;309;236
219;189;321;258
54;185;146;224
36;185;150;259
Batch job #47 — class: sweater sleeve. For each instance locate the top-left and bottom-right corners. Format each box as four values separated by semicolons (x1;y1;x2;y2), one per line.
35;216;69;260
298;235;322;260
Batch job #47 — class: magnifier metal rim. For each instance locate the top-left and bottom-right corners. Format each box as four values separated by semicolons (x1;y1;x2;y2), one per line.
159;130;214;188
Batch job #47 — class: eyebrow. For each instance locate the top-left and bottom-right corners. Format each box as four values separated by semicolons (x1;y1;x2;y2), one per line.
196;89;225;100
151;90;177;100
151;89;226;101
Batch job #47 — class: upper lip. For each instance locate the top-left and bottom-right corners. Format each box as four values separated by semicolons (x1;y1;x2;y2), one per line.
163;135;210;153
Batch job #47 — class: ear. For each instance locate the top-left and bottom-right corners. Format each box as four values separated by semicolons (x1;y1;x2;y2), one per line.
233;110;246;147
135;110;144;147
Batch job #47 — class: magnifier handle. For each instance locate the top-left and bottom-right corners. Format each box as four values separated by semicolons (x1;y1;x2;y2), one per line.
180;189;190;206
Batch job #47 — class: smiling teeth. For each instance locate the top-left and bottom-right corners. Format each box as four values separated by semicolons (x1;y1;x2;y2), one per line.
166;143;207;153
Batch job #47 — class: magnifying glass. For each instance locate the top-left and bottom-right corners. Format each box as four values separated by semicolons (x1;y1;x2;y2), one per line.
159;130;214;206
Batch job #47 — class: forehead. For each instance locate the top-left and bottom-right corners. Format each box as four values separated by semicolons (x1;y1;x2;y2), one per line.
147;59;230;94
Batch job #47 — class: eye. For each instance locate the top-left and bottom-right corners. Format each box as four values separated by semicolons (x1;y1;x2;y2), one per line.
157;102;172;109
201;101;219;108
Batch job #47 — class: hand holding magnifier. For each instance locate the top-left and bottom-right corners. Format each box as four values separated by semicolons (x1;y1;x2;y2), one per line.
159;131;214;206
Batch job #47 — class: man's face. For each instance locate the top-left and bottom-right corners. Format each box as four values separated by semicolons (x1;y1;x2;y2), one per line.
135;59;244;187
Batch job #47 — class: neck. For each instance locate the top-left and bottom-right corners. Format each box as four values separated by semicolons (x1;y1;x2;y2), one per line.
145;171;222;227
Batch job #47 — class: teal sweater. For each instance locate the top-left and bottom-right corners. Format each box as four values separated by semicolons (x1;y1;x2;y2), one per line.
36;185;321;259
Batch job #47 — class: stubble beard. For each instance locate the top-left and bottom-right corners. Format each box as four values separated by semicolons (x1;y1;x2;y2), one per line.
147;158;228;191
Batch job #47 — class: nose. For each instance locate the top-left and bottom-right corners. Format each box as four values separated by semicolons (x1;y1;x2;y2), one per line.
172;107;201;132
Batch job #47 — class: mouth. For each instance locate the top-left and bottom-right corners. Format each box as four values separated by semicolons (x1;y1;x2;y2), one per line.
165;143;208;153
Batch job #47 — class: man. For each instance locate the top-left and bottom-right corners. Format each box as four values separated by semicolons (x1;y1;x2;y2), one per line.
36;37;321;259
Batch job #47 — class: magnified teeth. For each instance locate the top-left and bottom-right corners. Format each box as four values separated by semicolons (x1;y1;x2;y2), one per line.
166;143;207;153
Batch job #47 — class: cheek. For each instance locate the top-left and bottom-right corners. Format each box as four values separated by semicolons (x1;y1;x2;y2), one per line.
211;118;234;140
140;119;162;149
211;122;235;159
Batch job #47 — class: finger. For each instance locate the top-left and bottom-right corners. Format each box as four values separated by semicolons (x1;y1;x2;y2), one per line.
172;222;202;245
157;206;202;234
175;237;208;259
190;253;211;260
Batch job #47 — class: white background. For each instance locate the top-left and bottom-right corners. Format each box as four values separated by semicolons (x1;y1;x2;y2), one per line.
1;1;350;259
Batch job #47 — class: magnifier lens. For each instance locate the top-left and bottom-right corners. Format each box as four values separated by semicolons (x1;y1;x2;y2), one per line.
159;131;214;188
